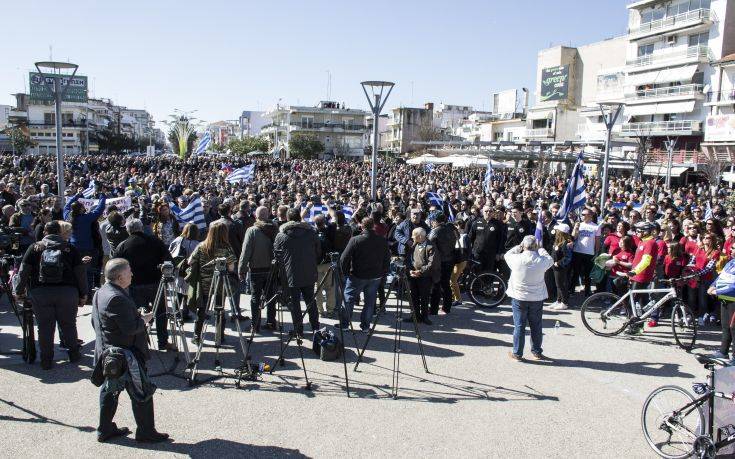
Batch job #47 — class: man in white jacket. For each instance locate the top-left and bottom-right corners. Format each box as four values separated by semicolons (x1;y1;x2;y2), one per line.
504;235;553;361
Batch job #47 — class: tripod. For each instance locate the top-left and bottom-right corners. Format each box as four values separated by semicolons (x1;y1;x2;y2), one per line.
258;253;311;390
0;256;35;363
147;263;190;378
354;264;429;399
186;258;250;386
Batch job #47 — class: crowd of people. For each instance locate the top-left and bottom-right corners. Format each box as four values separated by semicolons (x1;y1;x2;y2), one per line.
5;151;735;440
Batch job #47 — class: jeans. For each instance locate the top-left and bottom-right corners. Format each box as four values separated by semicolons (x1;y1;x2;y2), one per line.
511;299;543;357
29;286;79;362
720;301;735;356
130;283;168;347
430;261;454;314
341;276;381;330
288;286;318;335
250;271;275;329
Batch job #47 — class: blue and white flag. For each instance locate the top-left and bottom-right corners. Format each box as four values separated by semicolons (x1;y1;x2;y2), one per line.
427;192;455;222
557;152;587;222
704;201;713;220
483;162;494;194
83;180;96;199
195;131;211;155
171;196;207;231
226;164;255;184
305;204;329;224
342;205;354;221
425;163;435;173
534;210;544;243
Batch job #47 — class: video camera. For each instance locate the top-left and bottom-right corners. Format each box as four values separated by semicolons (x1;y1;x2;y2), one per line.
390;257;406;274
214;257;227;272
159;261;175;278
0;226;22;255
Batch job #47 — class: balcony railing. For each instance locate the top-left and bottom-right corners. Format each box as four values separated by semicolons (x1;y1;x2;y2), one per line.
28;121;90;128
628;84;703;101
620;120;702;135
523;128;554;138
290;122;365;131
646;148;701;164
627;45;710;68
706;90;735;103
629;8;711;37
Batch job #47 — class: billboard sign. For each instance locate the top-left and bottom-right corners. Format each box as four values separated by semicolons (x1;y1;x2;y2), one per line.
540;65;570;102
29;72;88;103
705;114;735;142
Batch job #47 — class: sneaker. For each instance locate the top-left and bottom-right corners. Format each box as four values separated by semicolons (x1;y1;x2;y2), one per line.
698;315;708;327
547;301;559;309
530;352;551;361
647;319;658;328
551;303;568;311
709;315;718;325
508;351;523;362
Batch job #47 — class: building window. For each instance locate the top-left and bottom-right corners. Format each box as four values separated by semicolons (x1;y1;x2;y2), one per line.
641;7;665;24
688;32;709;47
638;43;654;56
44;113;54;124
301;116;313;128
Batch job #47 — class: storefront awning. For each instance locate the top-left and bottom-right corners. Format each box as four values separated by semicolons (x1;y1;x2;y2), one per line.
626;65;698;87
624;100;696;116
642;165;689;177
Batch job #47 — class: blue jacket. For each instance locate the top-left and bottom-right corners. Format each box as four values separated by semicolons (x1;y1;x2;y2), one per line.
64;193;106;251
714;258;735;302
393;219;429;256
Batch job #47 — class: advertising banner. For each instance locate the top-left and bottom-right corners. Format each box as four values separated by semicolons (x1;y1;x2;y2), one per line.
540;65;570;102
29;72;88;103
705;114;735;142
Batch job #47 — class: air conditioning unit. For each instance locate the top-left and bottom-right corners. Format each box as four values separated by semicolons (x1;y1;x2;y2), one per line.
666;35;677;45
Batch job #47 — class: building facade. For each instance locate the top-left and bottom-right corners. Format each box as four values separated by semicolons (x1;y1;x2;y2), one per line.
238;110;268;138
703;53;735;159
385;103;434;154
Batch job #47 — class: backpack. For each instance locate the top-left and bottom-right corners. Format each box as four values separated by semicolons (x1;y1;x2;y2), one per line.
38;242;68;284
312;327;342;361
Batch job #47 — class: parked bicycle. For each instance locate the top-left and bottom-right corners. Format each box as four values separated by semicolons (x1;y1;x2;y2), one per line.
641;354;735;459
458;259;506;309
580;277;697;351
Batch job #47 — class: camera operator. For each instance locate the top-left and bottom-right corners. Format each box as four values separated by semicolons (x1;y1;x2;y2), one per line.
114;219;175;351
313;214;336;319
273;208;321;337
14;221;87;370
339;217;390;331
238;206;277;332
407;227;439;325
92;258;169;443
428;211;458;315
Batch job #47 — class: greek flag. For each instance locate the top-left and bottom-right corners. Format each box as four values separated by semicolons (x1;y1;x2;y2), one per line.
534;210;544;243
484;162;494;194
557;152;587;222
226;164;255;184
425;163;435;173
427;192;444;208
171;196;207;231
342;205;354;221
82;180;96;199
704;201;713;220
305;204;329;224
195;131;211;155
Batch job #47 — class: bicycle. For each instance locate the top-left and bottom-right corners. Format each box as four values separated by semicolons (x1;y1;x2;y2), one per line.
457;259;507;309
580;277;697;351
641;354;735;459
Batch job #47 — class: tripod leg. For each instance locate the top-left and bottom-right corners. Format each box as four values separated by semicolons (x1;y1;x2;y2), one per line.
147;282;166;341
269;333;294;374
294;335;311;390
353;279;395;371
224;274;253;380
392;287;404;400
403;278;429;373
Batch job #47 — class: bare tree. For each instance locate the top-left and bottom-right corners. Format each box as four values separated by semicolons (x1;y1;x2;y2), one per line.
630;134;653;181
701;150;727;185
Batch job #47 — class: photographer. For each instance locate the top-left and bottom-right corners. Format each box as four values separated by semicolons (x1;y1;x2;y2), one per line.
339;217;391;331
238;206;277;332
115;219;175;351
313;214;336;319
14;221;87;370
273;208;321;337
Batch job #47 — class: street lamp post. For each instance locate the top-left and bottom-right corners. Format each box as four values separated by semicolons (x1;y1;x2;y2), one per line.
361;81;394;201
664;138;676;189
35;61;79;202
598;101;625;211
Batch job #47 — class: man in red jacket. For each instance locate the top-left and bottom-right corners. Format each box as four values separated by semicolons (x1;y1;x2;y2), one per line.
626;222;659;334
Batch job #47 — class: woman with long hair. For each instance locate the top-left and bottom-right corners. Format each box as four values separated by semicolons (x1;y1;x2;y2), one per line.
550;224;574;311
690;232;721;325
170;223;200;321
187;221;237;344
152;200;180;246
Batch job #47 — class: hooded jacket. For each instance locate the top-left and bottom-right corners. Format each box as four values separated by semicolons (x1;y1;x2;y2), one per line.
273;221;321;288
105;223;129;258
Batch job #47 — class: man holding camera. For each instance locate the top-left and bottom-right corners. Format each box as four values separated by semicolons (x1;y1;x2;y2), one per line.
339;217;391;331
15;221;87;370
115;218;175;351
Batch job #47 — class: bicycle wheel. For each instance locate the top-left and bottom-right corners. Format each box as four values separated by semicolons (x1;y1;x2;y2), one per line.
580;292;629;336
469;272;506;308
671;299;697;351
641;385;703;459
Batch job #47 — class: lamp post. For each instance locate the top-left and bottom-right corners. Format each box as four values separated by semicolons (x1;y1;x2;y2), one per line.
35;61;79;201
598;101;625;211
664;137;676;189
361;81;394;201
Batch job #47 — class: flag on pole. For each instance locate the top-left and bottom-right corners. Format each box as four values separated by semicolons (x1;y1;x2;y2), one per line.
704;201;713;220
82;180;96;199
425;163;435;173
484;161;494;194
534;210;544;243
427;192;454;221
226;164;255;184
195;131;211;155
341;205;354;221
171;196;207;231
557;152;587;222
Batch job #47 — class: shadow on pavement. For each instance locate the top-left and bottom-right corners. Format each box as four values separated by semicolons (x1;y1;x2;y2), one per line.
108;437;310;458
0;397;96;433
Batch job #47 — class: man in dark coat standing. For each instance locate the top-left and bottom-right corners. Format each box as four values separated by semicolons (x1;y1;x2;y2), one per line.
92;258;169;443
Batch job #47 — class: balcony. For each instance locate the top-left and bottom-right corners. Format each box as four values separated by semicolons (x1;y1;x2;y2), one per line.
523;128;554;139
627;45;710;71
705;89;735;106
627;84;703;102
577;123;622;141
620;120;702;136
290;122;365;132
646;148;702;165
28;121;90;128
628;9;712;40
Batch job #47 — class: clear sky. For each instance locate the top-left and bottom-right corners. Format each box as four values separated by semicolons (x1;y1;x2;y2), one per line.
0;0;630;128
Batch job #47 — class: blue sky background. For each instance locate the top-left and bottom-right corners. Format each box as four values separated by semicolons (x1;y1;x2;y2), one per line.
0;0;630;127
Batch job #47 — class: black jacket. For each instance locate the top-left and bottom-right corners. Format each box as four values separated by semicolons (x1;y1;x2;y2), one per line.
315;224;334;264
115;232;172;286
504;218;535;251
105;223;129;258
16;235;87;296
468;218;504;258
428;223;458;264
273;221;320;288
92;282;149;363
217;216;244;259
340;229;391;280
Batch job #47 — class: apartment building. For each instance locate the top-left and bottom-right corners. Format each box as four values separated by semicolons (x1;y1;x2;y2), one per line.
207;120;240;146
703;52;735;158
621;0;735;166
385;103;434;154
262;101;368;159
238;110;267;137
0;105;9;130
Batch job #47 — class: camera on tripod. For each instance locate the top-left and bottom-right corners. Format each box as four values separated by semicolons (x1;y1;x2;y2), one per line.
390;257;406;274
0;226;22;256
329;252;339;263
214;257;227;272
159;261;175;279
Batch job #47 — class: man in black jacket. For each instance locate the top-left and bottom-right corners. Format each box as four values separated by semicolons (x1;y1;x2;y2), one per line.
501;204;535;279
428;212;458;315
339;217;390;331
468;206;504;272
92;258;169;443
273;209;321;337
114;218;174;351
15;221;87;370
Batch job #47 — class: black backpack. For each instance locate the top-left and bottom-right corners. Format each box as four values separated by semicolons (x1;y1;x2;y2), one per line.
38;242;68;284
312;327;342;361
